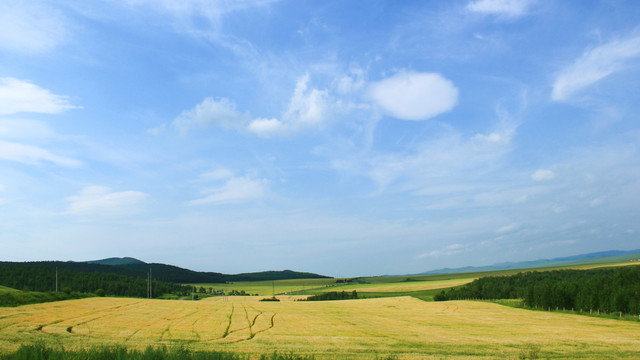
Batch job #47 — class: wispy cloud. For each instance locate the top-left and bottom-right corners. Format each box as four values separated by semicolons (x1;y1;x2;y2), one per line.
188;175;267;205
368;71;458;121
198;168;234;182
0;140;81;167
496;223;520;234
0;119;57;139
466;0;534;18
177;75;331;138
66;186;147;215
552;33;640;102
353;122;514;195
121;0;276;58
123;0;276;28
172;97;250;135
0;2;68;54
419;243;466;258
247;74;330;137
0;78;77;115
531;169;555;181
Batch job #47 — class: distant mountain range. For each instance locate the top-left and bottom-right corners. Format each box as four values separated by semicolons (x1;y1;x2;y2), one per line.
416;249;640;275
1;257;331;284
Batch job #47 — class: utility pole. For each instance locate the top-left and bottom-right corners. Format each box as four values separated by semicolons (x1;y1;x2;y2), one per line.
55;267;58;293
149;268;152;299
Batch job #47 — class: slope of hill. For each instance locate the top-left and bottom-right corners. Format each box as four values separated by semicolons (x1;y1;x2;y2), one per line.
0;258;330;286
87;257;145;266
417;249;640;275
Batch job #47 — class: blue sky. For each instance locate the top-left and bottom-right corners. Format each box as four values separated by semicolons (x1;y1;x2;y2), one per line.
1;0;639;277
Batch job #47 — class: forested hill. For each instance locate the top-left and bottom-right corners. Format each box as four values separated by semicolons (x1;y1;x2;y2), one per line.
0;258;330;284
0;263;190;298
435;265;640;315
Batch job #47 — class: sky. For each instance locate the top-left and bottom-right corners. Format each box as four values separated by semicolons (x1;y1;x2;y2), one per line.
1;0;639;277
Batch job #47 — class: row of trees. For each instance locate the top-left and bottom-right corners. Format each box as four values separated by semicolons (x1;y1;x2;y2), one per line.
0;264;191;298
305;291;359;301
435;266;640;314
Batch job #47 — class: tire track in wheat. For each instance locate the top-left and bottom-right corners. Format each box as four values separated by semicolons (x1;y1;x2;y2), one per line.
66;301;147;335
221;303;234;339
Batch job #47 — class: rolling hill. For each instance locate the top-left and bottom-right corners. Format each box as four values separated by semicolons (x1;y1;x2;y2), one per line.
0;258;330;286
417;249;640;275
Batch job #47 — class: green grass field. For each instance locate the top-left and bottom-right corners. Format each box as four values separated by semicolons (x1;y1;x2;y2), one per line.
187;260;639;299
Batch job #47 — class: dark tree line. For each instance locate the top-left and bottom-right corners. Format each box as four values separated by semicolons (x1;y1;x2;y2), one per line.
435;266;640;314
0;264;191;298
304;291;359;301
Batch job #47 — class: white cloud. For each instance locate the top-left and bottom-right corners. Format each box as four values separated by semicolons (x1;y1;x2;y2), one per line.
146;123;166;136
284;74;328;127
496;223;520;234
172;97;249;135
247;117;285;137
188;176;267;205
531;169;555;182
0;119;57;139
66;186;148;215
198;168;234;181
122;0;276;43
589;197;605;207
419;243;466;258
0;2;68;54
0;140;81;167
336;67;366;94
0;78;76;115
466;0;533;18
247;75;329;137
176;76;330;138
356;126;512;194
552;34;640;101
369;71;458;121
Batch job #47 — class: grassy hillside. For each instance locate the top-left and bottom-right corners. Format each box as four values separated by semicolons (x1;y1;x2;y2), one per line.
197;259;640;300
0;286;92;307
419;250;640;275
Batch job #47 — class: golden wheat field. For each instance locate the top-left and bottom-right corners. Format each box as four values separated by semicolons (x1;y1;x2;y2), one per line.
1;296;639;359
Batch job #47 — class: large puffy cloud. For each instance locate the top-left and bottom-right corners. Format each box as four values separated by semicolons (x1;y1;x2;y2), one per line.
368;72;458;121
0;78;76;115
66;186;147;215
552;34;640;102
